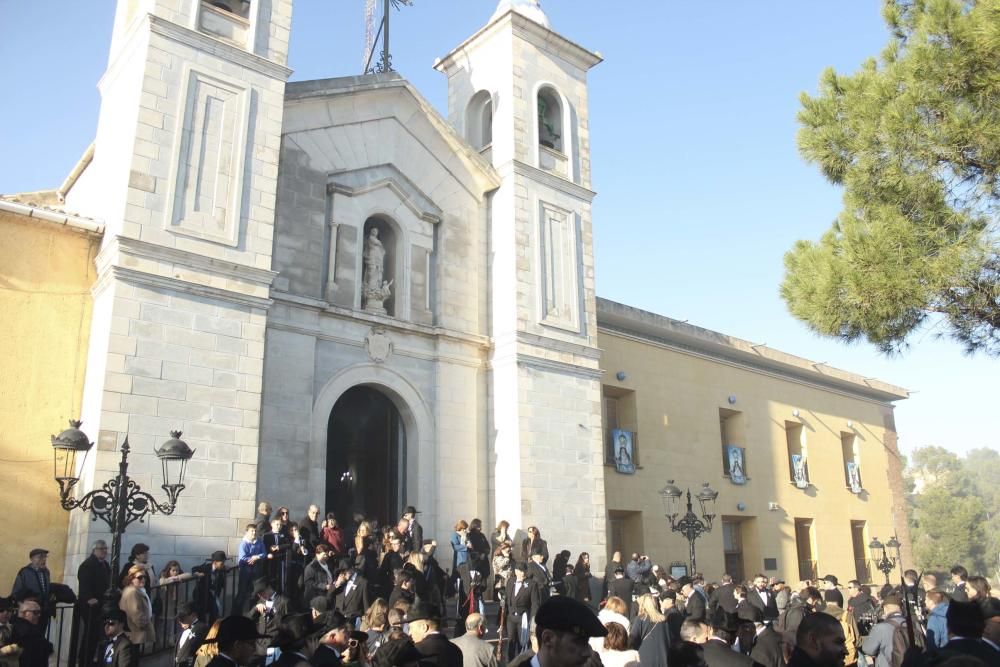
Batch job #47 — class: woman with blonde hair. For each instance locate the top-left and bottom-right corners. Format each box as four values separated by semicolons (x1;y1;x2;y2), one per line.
192;619;222;667
361;598;390;632
120;564;156;645
353;520;379;589
629;593;670;667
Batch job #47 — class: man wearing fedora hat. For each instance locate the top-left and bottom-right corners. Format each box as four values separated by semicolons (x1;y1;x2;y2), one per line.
703;607;754;667
406;604;462;667
247;580;289;658
532;596;606;667
203;616;269;667
269;613;322;667
820;576;843;609
175;601;208;667
312;612;351;667
193;551;229;622
98;609;138;667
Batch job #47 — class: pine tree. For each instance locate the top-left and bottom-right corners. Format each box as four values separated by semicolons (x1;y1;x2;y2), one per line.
783;0;1000;355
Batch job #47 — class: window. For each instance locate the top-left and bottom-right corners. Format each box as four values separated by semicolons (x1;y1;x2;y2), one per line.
466;90;493;150
722;519;745;582
851;521;870;583
603;387;637;465
785;421;808;486
720;408;746;480
537;87;563;152
842;431;862;491
205;0;251;19
795;518;817;580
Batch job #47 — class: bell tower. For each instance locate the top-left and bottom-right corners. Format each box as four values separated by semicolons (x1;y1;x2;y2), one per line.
62;0;292;576
436;1;607;559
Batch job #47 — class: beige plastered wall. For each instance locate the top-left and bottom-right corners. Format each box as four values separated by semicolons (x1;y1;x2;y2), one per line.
599;328;907;585
0;210;98;586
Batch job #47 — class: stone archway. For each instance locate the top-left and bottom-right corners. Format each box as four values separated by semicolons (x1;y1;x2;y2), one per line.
310;363;436;532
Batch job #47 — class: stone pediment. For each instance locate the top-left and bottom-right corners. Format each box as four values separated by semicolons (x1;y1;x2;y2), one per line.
283;73;501;201
327;164;442;225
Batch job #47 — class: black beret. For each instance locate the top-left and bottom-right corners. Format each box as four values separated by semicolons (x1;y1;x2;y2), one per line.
534;596;606;638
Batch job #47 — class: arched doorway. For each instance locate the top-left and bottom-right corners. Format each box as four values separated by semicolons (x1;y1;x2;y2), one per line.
326;386;406;528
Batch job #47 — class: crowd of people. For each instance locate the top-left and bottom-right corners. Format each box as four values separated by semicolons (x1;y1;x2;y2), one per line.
2;504;998;667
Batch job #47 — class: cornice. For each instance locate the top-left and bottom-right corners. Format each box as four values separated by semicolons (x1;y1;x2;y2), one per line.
111;235;278;286
506;161;597;202
111;265;274;310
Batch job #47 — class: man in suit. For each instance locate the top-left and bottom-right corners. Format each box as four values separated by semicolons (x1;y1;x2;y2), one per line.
174;601;207;667
406;604;463;667
332;566;370;627
604;552;623;599
684;583;708;622
246;579;290;658
526;550;551;605
263;519;289;593
76;540;111;667
97;610;137;667
300;505;322;548
747;575;779;622
948;565;970;602
402;507;424;555
312;612;351;667
924;601;1000;667
608;567;635;609
303;545;335;603
709;574;738;619
743;607;782;667
451;614;497;667
204;616;268;667
192;551;228;621
505;563;540;661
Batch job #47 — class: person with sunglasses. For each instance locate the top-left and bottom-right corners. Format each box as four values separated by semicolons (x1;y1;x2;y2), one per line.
119;566;155;647
99;609;138;667
12;598;53;667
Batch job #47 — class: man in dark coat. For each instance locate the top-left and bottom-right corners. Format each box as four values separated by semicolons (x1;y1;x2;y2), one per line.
192;551;229;622
205;616;268;667
526;550;551;605
312;612;350;667
97;609;138;667
174;601;208;667
742;607;782;667
420;541;448;619
76;540;112;667
11;598;53;667
332;566;370;627
604;551;623;598
504;563;540;661
246;579;290;658
303;545;335;603
405;604;463;667
608;567;635;608
747;575;779;622
300;505;322;549
709;575;738;619
11;549;53;616
922;601;1000;667
820;576;844;608
402;507;424;554
786;612;847;667
684;584;708;622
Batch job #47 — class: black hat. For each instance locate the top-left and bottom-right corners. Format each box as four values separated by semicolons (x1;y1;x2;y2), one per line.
350;630;369;643
29;548;48;559
373;637;423;667
980;597;1000;620
310;596;330;613
737;605;764;624
422;539;436;547
270;614;320;650
253;578;273;594
102;609;128;625
175;601;198;619
534;596;606;638
822;575;839;586
402;506;420;516
710;606;738;632
0;597;16;612
318;611;350;635
211;550;227;563
208;616;269;645
403;603;440;624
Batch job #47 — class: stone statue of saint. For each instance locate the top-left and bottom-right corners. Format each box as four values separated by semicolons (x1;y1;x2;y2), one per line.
362;227;392;314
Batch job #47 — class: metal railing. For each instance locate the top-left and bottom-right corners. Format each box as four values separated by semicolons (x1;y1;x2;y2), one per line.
46;565;240;667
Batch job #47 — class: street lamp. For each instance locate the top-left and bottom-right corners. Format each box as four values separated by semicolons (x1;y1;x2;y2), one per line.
659;480;718;574
868;535;901;584
51;420;195;587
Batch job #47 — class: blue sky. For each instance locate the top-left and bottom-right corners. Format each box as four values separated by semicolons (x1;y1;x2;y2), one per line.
0;1;993;457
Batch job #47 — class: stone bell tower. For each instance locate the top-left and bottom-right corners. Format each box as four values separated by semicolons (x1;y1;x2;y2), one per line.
62;0;292;576
435;1;607;559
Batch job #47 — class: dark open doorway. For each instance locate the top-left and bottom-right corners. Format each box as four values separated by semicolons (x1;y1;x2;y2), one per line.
326;386;405;529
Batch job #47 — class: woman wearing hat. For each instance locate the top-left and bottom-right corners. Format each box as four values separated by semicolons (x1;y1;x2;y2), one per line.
119;565;155;646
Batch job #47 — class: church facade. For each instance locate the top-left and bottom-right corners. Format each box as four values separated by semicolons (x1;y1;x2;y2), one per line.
0;0;910;588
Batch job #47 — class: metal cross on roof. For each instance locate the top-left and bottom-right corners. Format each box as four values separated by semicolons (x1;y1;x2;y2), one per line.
364;0;414;74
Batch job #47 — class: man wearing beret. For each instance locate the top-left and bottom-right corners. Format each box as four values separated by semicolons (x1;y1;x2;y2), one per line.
532;596;606;667
98;609;137;667
406;604;462;667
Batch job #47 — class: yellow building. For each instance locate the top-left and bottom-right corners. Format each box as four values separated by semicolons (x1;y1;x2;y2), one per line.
597;298;911;584
0;196;102;586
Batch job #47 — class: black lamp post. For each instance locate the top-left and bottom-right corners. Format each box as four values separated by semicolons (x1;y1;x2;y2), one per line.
659;480;719;575
51;420;195;587
868;535;901;584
